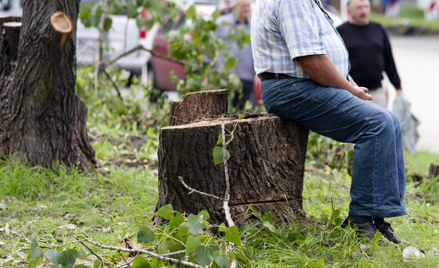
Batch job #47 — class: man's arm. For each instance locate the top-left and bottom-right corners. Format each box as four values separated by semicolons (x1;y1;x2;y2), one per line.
381;27;403;95
296;54;372;101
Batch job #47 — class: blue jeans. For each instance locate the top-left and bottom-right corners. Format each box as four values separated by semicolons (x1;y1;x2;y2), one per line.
261;77;407;218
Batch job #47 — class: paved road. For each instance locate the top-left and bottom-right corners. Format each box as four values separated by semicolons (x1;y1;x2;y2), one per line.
387;35;439;154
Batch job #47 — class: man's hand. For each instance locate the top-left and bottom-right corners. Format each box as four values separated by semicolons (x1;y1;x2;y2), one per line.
351;86;373;101
297;55;372;102
396;89;403;95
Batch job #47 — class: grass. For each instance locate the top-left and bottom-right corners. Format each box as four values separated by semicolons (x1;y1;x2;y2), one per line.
1;148;439;267
1;68;439;267
370;7;439;33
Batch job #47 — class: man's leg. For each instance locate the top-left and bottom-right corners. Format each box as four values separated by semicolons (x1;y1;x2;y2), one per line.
261;78;407;221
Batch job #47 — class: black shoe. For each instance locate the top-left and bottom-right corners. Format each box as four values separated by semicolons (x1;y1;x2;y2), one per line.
342;216;378;240
374;219;400;244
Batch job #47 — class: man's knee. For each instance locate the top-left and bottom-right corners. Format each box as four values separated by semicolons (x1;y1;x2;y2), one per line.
368;110;395;135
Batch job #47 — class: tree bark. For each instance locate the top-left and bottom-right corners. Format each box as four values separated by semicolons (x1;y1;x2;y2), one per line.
0;0;95;169
169;89;228;126
156;113;309;227
429;163;439;178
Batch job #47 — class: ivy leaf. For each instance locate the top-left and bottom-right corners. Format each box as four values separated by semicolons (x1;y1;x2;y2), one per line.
137;226;156;244
215;254;227;268
186;236;201;254
59;249;79;268
29;239;43;260
212;146;230;166
187;214;203;235
225;226;242;247
45;249;61;265
194;245;213;267
132;255;151;268
155;204;174;220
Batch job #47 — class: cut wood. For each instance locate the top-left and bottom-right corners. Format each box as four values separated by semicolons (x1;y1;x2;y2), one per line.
50;12;73;48
156;112;309;227
429;163;439;178
168;89;228;126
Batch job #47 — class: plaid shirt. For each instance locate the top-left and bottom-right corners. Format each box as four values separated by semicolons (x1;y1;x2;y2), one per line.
251;0;350;79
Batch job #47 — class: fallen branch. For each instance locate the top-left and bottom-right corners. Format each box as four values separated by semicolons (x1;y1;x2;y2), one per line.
75;237;108;265
79;235;203;268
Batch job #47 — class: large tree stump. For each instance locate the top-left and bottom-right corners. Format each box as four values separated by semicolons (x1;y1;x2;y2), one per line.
156;91;309;226
0;1;95;170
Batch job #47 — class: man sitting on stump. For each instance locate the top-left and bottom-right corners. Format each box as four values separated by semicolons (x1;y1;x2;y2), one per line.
251;0;406;244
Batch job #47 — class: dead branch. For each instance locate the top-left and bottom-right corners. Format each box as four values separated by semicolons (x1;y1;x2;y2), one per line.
79;235;203;268
179;176;224;201
102;69;124;101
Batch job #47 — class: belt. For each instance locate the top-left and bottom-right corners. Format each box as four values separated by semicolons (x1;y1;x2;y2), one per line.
258;72;292;81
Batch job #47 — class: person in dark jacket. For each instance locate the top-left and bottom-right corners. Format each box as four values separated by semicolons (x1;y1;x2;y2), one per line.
337;0;403;108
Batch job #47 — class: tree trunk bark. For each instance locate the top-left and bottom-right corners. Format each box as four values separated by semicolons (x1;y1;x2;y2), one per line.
156;113;309;227
0;0;95;170
169;89;228;126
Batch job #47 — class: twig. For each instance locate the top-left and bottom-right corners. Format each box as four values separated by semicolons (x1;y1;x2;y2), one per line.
94;0;111;93
162;250;186;257
75;237;107;265
117;250;128;267
221;121;235;227
102;69;124;101
79;235;203;268
102;45;187;69
179;176;224;201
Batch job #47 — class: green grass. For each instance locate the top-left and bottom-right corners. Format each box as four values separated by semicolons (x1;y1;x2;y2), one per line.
370;7;439;32
2;147;439;267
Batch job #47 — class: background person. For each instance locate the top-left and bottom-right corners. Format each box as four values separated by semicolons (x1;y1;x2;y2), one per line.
337;0;403;108
216;0;256;109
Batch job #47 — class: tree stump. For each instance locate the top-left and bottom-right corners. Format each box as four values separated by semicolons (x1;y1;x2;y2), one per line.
156;91;309;227
0;1;95;170
169;89;228;126
429;163;439;178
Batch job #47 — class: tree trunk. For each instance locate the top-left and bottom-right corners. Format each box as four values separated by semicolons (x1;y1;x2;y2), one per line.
429;163;439;178
169;89;228;126
0;0;95;170
156;110;309;226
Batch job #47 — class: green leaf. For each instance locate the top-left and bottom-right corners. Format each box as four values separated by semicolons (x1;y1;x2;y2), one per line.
212;8;221;20
262;221;280;235
218;223;227;233
314;258;325;268
186;6;196;19
45;249;61;265
224;57;237;72
239;114;245;119
216;134;223;146
212;146;230;166
93;260;104;268
155;205;174;220
198;210;210;221
74;265;89;268
27;259;41;268
225;226;242;246
187;214;203;235
215;254;227;268
169;211;185;229
104;17;113;32
132;255;151;268
185;236;201;254
194;245;213;267
137;226;156;244
59;249;79;268
30;239;43;260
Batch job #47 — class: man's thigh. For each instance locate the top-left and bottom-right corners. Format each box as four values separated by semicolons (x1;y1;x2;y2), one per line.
263;78;388;143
